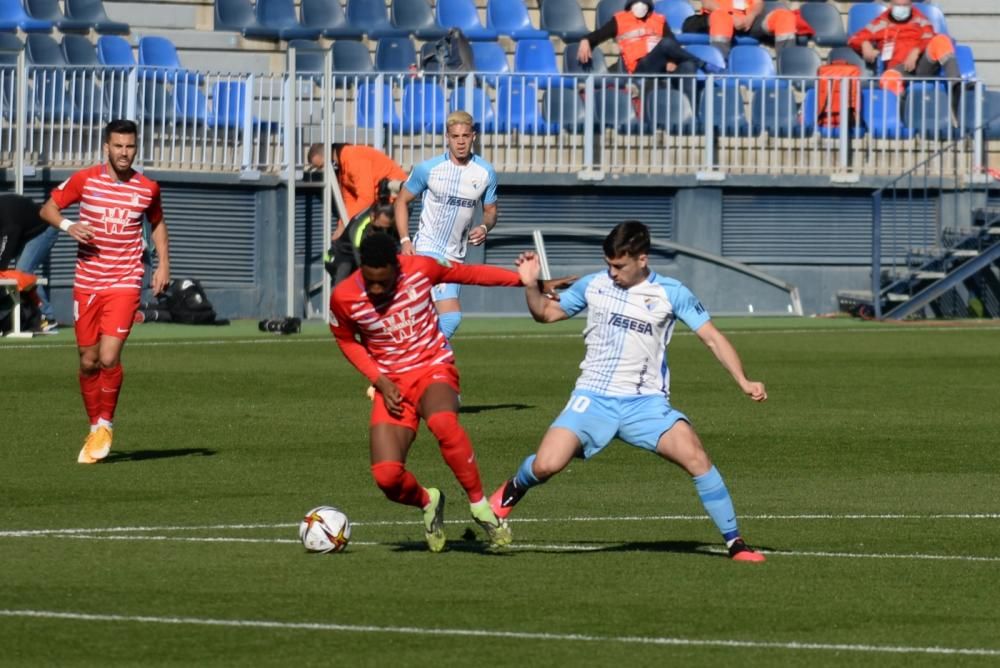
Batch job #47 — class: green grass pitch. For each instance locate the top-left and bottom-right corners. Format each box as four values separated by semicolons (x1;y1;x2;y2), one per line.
2;317;999;666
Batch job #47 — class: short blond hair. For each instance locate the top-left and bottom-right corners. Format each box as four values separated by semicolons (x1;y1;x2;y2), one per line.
446;110;475;130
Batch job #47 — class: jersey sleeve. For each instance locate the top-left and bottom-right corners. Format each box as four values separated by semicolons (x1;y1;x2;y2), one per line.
329;292;381;382
671;283;711;331
482;163;498;205
403;161;431;197
425;256;520;287
146;182;164;224
49;169;90;209
554;273;594;319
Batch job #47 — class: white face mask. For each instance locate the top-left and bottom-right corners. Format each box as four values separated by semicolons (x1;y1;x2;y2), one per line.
631;3;649;19
890;5;912;21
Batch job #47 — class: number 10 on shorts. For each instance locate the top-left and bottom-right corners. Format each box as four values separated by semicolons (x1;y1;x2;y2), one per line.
566;394;591;414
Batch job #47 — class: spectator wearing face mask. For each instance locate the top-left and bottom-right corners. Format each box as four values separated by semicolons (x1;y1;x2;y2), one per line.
848;0;959;96
576;0;713;78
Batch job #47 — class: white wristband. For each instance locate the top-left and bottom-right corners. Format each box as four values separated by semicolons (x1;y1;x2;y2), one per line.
59;219;75;232
399;236;411;244
479;224;489;234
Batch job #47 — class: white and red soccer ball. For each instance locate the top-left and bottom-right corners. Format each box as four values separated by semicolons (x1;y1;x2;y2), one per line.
299;506;351;553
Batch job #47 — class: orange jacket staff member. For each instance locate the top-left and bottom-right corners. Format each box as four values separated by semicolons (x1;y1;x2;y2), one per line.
577;0;706;76
307;143;407;241
847;0;958;95
683;0;796;59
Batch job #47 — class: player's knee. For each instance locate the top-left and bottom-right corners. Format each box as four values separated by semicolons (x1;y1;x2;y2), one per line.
98;354;121;370
438;311;462;339
880;69;905;95
531;453;565;481
426;411;460;441
79;353;100;374
927;35;954;63
370;461;406;495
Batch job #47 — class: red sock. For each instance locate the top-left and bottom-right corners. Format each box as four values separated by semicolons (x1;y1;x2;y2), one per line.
98;364;124;423
426;412;484;503
78;371;101;424
370;461;431;508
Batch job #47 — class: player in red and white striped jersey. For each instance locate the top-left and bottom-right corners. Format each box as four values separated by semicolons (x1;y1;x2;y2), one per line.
329;232;525;551
40;119;171;464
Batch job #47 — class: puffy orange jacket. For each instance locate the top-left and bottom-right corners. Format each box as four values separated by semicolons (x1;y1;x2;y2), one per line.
337;145;407;220
615;10;668;74
847;7;935;70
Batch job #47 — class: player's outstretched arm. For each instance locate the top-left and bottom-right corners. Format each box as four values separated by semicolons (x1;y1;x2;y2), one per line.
439;259;521;288
517;253;569;324
695;321;767;402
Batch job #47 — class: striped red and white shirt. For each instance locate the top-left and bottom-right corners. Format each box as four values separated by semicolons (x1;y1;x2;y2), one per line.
329;255;520;381
50;164;163;292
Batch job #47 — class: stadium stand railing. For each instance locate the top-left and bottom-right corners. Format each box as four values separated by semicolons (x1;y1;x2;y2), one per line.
0;42;993;182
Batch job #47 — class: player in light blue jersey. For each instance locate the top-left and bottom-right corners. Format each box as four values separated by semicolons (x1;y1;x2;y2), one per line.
490;221;768;562
393;111;498;339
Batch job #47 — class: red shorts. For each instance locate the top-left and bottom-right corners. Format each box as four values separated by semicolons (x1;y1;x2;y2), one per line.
73;289;141;348
371;364;461;431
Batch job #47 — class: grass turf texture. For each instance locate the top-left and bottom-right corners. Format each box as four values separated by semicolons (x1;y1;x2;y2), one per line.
2;317;999;666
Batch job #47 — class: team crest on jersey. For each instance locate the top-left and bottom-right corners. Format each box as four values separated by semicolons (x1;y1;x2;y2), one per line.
643;297;657;311
406;287;417;301
381;308;416;344
102;207;132;234
130;192;141;206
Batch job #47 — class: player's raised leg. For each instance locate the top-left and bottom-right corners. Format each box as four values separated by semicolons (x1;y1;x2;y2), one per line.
655;421;765;562
369;421;446;552
490;427;582;519
419;376;511;547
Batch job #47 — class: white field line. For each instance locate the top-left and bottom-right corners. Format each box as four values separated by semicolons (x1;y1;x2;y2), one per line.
1;513;997;538
0;609;997;657
4;323;1000;351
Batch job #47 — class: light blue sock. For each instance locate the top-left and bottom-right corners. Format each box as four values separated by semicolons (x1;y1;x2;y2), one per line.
438;311;462;339
692;466;740;543
514;454;542;489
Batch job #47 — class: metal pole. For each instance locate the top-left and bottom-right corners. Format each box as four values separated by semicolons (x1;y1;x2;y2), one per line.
285;47;297;318
532;230;551;281
839;75;849;171
583;74;594;172
872;190;883;320
14;49;27;195
704;75;715;172
321;48;333;321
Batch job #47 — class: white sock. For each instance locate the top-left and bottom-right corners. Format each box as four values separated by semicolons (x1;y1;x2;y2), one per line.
89;424;99;433
725;537;740;548
97;418;113;430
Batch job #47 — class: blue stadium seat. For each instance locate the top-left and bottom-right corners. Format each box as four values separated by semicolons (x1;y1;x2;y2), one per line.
140;78;173;121
0;0;54;32
25;34;75;120
288;39;325;84
544;87;584;133
332;39;374;76
496;79;551;134
356;80;402;130
597;85;641;134
564;42;608;75
683;43;727;75
450;85;497;132
913;2;947;35
301;0;362;38
139;36;200;84
211;80;277;131
645;86;696;134
173;81;210;125
862;87;909;139
252;0;321;40
0;33;21;119
727;44;774;89
436;0;497;41
470;41;509;86
97;34;134;67
514;39;572;88
655;0;708;45
799;2;847;47
487;0;547;40
65;0;128;34
699;81;757;136
392;0;447;40
401;80;447;133
540;0;590;42
346;0;409;39
755;81;800;136
847;3;884;38
827;45;872;76
777;46;821;86
61;34;98;65
596;0;618;29
954;44;976;81
905;81;951;140
375;36;417;72
25;0;92;32
25;32;64;65
215;0;265;34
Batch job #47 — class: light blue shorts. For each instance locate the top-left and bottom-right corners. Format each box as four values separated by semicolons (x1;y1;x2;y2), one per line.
419;252;462;303
550;390;689;459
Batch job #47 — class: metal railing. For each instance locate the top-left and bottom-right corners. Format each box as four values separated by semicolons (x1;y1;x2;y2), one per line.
0;49;991;183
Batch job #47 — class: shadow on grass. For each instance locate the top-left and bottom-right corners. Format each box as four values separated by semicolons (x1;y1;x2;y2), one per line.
103;448;217;463
388;535;741;559
459;403;533;415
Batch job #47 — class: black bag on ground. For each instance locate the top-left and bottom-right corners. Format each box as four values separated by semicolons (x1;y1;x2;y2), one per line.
420;28;475;73
164;278;219;325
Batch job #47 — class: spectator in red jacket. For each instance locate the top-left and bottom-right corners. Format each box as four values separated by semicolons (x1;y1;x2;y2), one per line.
848;0;959;95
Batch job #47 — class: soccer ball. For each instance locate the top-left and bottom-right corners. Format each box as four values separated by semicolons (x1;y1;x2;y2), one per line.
299;506;351;553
